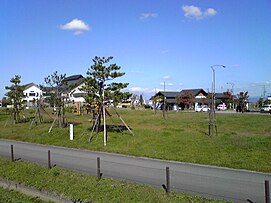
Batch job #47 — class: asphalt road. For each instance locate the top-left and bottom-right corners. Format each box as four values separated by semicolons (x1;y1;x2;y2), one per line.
0;139;270;203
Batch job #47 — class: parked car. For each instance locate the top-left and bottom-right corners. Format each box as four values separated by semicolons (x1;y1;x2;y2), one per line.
260;104;271;112
217;103;227;111
195;105;210;112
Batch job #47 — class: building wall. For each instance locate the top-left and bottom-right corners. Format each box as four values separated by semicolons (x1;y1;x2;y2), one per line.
23;85;43;105
68;83;86;103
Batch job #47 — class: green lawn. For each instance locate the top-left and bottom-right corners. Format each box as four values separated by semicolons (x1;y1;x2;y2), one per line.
0;157;229;203
0;108;271;172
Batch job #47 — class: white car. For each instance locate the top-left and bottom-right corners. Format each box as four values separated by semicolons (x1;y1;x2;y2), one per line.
195;105;210;112
260;104;271;112
217;104;227;111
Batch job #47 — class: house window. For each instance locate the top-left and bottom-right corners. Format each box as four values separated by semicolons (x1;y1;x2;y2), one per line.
29;92;35;96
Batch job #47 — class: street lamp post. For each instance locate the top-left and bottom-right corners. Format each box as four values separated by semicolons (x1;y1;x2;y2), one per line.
209;65;226;136
163;81;166;119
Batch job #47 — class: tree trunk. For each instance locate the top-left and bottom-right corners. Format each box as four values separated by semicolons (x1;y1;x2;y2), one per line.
58;107;62;128
13;111;16;124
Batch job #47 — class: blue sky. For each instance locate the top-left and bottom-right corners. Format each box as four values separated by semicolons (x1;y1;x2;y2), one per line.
1;0;271;101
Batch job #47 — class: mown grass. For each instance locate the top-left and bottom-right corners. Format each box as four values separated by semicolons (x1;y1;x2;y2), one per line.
0;108;271;172
0;157;229;203
0;186;49;203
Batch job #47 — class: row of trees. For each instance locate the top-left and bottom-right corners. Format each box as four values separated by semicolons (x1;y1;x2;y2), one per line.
4;56;130;128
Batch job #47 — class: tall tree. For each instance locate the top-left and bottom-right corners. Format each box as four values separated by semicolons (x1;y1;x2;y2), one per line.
110;90;131;107
130;94;137;109
44;71;67;128
82;56;129;130
176;90;195;109
1;96;10;108
236;91;249;113
223;91;234;108
5;75;24;124
139;94;144;107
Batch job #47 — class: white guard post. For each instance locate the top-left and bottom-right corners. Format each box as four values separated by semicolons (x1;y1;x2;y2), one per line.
70;123;74;140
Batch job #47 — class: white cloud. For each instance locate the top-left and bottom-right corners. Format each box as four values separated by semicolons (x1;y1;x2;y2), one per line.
153;88;163;92
231;64;240;68
162;75;171;80
252;81;271;86
182;5;217;20
204;8;217;17
182;5;202;19
160;82;173;86
140;13;158;20
74;30;83;35
161;50;169;54
60;19;90;35
129;87;149;92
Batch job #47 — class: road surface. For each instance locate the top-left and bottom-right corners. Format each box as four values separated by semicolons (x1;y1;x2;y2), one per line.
0;139;270;203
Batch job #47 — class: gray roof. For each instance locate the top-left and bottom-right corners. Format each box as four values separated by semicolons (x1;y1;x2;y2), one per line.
155;91;180;98
61;75;85;93
179;89;207;97
214;93;226;99
63;74;84;82
23;83;38;90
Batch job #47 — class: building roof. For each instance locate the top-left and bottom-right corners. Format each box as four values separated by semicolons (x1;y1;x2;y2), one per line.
179;89;207;97
61;75;85;93
151;89;209;104
63;74;84;82
214;93;226;99
155;91;180;98
22;83;39;90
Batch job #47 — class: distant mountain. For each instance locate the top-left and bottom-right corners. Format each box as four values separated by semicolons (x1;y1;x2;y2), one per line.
249;96;260;103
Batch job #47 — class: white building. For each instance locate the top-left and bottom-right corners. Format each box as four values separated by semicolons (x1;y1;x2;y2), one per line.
68;83;86;103
61;75;86;104
23;83;43;106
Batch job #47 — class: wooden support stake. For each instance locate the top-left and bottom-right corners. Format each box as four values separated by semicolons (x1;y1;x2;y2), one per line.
48;150;51;169
11;145;14;162
166;166;170;193
266;180;270;203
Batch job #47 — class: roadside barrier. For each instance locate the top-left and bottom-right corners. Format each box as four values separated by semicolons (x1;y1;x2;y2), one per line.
7;144;271;203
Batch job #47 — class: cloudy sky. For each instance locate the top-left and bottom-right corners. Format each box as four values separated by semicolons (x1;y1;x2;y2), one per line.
1;0;271;100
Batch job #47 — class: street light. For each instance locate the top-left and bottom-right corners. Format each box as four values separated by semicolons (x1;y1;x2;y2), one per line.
209;65;226;136
163;81;166;119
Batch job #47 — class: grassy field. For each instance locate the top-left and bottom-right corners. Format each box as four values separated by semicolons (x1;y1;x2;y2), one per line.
0;157;229;203
0;108;270;172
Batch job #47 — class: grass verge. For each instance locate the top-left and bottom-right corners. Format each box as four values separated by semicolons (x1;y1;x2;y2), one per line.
1;108;270;172
0;157;230;203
